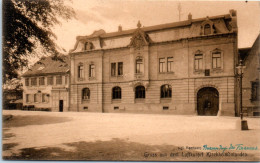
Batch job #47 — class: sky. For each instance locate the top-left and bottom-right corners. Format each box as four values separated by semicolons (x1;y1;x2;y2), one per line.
53;0;260;53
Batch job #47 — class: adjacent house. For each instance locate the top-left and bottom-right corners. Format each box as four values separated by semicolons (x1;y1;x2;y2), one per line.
69;10;239;116
239;34;260;116
22;56;70;112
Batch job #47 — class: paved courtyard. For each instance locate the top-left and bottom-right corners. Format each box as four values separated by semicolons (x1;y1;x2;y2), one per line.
2;110;260;161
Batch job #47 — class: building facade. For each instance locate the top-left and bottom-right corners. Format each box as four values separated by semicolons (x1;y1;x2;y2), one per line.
22;56;70;112
239;34;260;116
69;10;239;116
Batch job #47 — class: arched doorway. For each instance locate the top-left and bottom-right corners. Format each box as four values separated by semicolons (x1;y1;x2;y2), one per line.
197;87;219;116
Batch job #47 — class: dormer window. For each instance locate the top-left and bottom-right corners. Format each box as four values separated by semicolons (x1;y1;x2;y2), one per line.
204;24;211;35
84;42;93;50
201;17;214;35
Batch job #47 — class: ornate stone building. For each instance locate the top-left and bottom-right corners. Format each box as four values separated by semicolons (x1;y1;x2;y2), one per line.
22;56;70;112
69;10;238;116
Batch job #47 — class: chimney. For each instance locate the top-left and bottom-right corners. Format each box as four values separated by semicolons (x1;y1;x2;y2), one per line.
118;25;122;32
188;13;192;21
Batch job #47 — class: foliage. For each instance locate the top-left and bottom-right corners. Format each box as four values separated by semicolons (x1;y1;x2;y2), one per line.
2;0;75;83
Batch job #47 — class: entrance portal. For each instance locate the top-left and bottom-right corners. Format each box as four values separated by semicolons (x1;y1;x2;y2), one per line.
59;100;63;112
197;87;219;116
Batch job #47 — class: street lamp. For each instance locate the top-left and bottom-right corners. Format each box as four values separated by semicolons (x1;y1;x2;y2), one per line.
236;59;248;130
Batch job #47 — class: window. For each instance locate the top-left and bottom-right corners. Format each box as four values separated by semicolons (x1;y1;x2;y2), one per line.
42;94;49;103
159;57;174;73
159;58;166;72
194;53;203;70
31;77;37;86
251;82;259;101
118;62;123;76
114;106;119;110
89;64;95;77
65;76;68;84
47;76;53;85
167;57;174;72
56;75;62;85
135;86;145;98
111;62;124;76
161;84;172;98
34;93;41;102
25;78;29;86
111;63;116;76
112;87;121;99
204;24;211;35
82;88;90;100
85;42;93;50
84;107;88;110
163;106;169;110
78;64;84;78
39;77;45;85
212;52;221;69
136;57;144;74
26;94;29;103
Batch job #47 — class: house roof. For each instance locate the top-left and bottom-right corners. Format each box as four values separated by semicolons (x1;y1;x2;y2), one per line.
22;55;70;77
77;14;231;40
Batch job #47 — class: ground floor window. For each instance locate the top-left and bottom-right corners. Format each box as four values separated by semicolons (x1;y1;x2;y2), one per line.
135;86;145;98
82;88;90;100
112;87;121;99
161;84;172;98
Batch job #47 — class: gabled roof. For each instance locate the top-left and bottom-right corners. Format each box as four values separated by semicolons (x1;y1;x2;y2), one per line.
22;55;70;77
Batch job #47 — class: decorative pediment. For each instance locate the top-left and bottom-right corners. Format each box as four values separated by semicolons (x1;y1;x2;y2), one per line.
201;16;214;26
129;80;149;91
129;21;151;50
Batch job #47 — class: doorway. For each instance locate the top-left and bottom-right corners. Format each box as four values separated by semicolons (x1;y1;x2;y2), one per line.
59;100;63;112
197;87;219;116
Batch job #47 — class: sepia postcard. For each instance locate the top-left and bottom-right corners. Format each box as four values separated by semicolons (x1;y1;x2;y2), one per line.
2;0;260;161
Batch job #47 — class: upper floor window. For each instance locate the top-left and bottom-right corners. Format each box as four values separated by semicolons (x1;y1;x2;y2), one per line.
89;64;95;77
159;58;166;72
212;51;221;69
159;57;174;73
56;75;62;85
135;85;145;99
31;77;37;86
111;63;116;76
194;53;203;71
39;77;45;86
65;76;68;84
78;63;84;78
204;24;211;35
112;86;121;99
251;81;259;101
167;57;174;72
25;78;29;86
161;84;172;98
111;62;123;76
47;76;53;85
82;88;90;100
118;62;123;76
136;57;144;74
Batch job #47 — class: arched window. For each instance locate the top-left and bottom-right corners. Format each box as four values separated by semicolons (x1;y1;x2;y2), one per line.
78;63;84;78
161;84;172;98
82;88;90;100
204;24;211;35
112;86;121;99
135;86;145;98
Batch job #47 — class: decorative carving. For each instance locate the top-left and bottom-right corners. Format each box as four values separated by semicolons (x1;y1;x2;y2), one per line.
129;80;149;91
129;21;151;50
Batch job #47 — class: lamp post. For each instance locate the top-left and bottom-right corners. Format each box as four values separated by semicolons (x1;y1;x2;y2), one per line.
236;59;248;130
